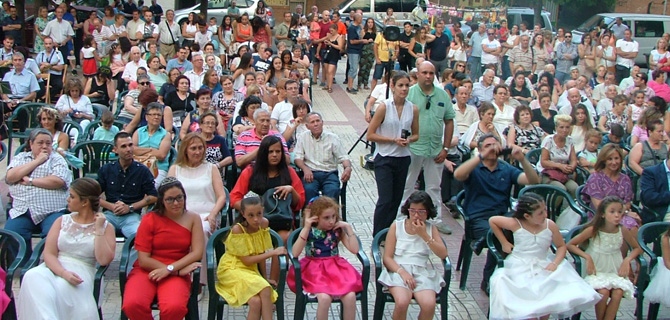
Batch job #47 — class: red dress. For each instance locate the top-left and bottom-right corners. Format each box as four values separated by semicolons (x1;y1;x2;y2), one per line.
81;47;97;77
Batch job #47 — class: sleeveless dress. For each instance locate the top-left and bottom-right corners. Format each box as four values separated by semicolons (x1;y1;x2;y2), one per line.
81;47;98;77
584;227;636;298
643;237;670;306
286;228;363;296
175;163;216;234
215;224;278;307
378;219;446;293
489;220;601;320
18;214;108;320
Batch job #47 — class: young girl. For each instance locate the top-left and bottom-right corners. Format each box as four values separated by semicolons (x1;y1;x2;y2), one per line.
215;196;287;320
578;129;602;172
488;193;601;320
378;191;448;320
567;196;642;320
81;35;99;78
630;90;647;124
643;225;670;307
287;197;362;320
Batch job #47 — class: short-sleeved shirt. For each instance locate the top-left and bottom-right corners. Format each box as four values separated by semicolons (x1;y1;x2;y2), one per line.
464;160;522;220
426;32;450;61
374;33;398;62
615;39;638;68
346;24;362;54
234;129;289;161
481;38;501;65
610;23;629;40
2;15;23;44
35;50;65;76
275;22;292;48
42;19;75;44
3;69;40;99
507;45;533;71
166;58;193;73
205;134;231;165
97;160;158;212
406;84;456;158
8;152;72;223
536;134;574;173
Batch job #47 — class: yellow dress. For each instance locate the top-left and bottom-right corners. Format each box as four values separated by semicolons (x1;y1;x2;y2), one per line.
215;223;278;307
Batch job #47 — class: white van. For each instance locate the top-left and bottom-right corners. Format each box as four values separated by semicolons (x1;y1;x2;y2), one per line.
336;0;429;26
572;13;670;66
505;7;555;33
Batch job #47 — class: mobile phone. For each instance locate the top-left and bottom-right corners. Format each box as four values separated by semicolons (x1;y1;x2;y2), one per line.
401;129;410;139
499;147;513;156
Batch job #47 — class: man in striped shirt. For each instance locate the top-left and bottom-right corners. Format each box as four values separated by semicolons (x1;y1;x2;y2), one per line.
234;109;289;168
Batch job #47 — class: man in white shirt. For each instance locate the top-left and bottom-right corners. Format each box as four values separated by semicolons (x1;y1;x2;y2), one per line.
453;86;479;134
271;79;300;133
615;29;638;84
558;88;596;126
596;85;619;116
619;64;640;91
121;47;148;83
194;21;213;51
472;69;495;102
41;6;74;55
137;11;159;51
92;19;113;56
126;9;143;47
184;53;205;93
35;37;65;101
157;9;181;58
591;72;621;104
480;28;501;68
294;112;352;202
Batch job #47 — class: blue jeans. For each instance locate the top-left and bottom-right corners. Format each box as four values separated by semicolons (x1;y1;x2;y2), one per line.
468;56;482;81
555;71;569;85
5;209;66;258
303;170;341;203
103;210;141;238
347;53;360;80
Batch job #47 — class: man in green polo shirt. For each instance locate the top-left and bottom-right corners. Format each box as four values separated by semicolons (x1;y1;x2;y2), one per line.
402;61;456;234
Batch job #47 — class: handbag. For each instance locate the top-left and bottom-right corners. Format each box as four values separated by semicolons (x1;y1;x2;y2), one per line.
543;168;569;183
134;154;159;178
262;189;295;227
658;56;670;72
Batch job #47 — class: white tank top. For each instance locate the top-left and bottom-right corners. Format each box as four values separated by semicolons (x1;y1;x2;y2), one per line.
374;98;414;158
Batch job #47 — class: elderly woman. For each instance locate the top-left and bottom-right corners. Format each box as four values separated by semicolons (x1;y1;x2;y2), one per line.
122;177;204;320
532;92;558;134
168;132;226;292
598;94;633;133
125;89;175;135
119;74;153;124
200;112;233;172
147;55;168;91
18;178;115;319
180;88;226;139
55;78;94;133
537;114;578;196
158;68;182;104
507;104;546;153
201;69;222;95
5;129;72;253
628;119;669;176
492;84;517;129
163;75;196;118
461;102;507;152
132;103;172;187
581;143;639;229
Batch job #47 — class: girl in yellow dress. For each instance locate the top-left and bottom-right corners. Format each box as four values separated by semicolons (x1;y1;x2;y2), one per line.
215;196;288;319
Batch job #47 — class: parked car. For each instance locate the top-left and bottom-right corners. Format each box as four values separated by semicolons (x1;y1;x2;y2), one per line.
505;7;554;33
572;13;670;66
174;0;274;30
337;0;428;27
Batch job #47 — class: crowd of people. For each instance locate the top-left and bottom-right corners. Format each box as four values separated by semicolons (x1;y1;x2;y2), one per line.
5;0;670;318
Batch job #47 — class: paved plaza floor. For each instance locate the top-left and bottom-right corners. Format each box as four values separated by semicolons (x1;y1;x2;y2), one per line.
2;61;669;319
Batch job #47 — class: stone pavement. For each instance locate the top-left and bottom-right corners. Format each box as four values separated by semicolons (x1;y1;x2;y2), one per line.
2;60;669;319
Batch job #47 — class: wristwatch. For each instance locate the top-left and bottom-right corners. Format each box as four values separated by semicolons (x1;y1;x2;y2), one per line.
28;177;33;186
166;264;175;273
128;205;135;212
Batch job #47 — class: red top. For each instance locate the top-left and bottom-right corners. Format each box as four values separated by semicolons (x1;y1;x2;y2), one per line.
318;21;331;39
236;23;252;43
134;212;193;268
230;165;306;212
254;27;270;45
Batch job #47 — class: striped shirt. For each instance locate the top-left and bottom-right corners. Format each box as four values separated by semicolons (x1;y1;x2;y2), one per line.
234;129;289;159
8;152;72;224
293;130;350;172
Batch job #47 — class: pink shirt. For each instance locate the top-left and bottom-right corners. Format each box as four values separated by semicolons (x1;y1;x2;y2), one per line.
648;80;670;102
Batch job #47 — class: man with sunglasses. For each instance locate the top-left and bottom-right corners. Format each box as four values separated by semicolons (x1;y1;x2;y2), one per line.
555;32;578;84
401;61;456;234
480;28;501;72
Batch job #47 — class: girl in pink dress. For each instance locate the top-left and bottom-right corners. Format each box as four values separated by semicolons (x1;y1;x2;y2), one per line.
287;197;362;320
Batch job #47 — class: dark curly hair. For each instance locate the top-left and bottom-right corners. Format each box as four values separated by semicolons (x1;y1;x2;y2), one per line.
400;191;437;219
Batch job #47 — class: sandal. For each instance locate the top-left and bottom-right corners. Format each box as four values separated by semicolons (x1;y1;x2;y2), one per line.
322;86;329;90
328;87;333;93
364;85;370;90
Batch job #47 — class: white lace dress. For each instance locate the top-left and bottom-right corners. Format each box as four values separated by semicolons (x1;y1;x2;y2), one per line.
489;220;601;319
174;162;217;235
584;227;636;298
643;237;670;305
17;214;107;320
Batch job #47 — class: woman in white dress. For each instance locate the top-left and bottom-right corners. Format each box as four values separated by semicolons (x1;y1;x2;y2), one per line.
167;132;226;289
17;177;116;320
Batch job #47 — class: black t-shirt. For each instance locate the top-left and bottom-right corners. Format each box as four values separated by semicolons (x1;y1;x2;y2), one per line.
398;31;413;55
253;57;271;73
163;91;196;113
426;33;450;61
532;108;557;134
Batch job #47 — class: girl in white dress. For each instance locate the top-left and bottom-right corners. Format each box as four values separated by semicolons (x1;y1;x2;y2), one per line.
17;178;116;320
378;191;449;320
488;193;601;320
568;196;642;320
643;226;670;306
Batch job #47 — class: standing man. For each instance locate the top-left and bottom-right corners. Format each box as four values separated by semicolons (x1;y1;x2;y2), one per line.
371;27;399;92
426;20;451;75
346;13;364;94
92;19;113;56
42;6;75;56
397;22;415;72
35;37;66;101
2;5;21;46
312;11;331;86
615;29;639;85
137;10;159;51
610;17;629;41
468;23;486;81
149;0;163;24
275;12;293;49
227;1;241;20
554;32;578;84
453;134;539;294
126;9;143;47
480;28;501;71
158;10;181;59
507;35;533;75
402;61;456;234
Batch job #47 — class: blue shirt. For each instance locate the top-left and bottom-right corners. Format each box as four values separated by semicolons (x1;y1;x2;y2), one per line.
166;58;193;73
2;69;40;99
464;160;521;220
469;31;486;57
600;134;625;149
347;24;362;54
97;160;157;210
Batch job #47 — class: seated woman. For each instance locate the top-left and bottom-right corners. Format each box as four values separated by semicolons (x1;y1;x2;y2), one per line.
37;107;71;156
461;102;506;153
84;66;115;107
509;72;533;107
200;112;233;174
536;114;578;197
118;74;154;124
597;94;633;134
581;143;640;229
18;178;116;319
200;69;222;95
158;68;182;104
229;135;305;280
492;85;517;129
122;177;204;320
146;55;168;91
168;132;226;293
132;103;172;187
124;89;175;135
180;88;226;140
55;78;94;136
233;95;262;143
570;104;595;153
507;104;546;154
163;75;196;124
213;75;246;128
631;107;665;146
281;98;311;148
532;73;559;106
531;92;558;134
628;119;668;176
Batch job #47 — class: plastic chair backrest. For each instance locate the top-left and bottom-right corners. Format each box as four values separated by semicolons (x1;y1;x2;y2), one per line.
71;140;116;178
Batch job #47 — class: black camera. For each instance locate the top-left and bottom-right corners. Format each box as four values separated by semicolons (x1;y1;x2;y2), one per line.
499;147;513;156
401;129;410;139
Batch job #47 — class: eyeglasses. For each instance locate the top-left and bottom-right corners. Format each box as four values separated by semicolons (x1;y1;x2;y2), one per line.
487;33;495;35
565;35;572;38
146;113;162;117
164;195;184;204
408;208;427;215
139;82;150;86
202;121;217;126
